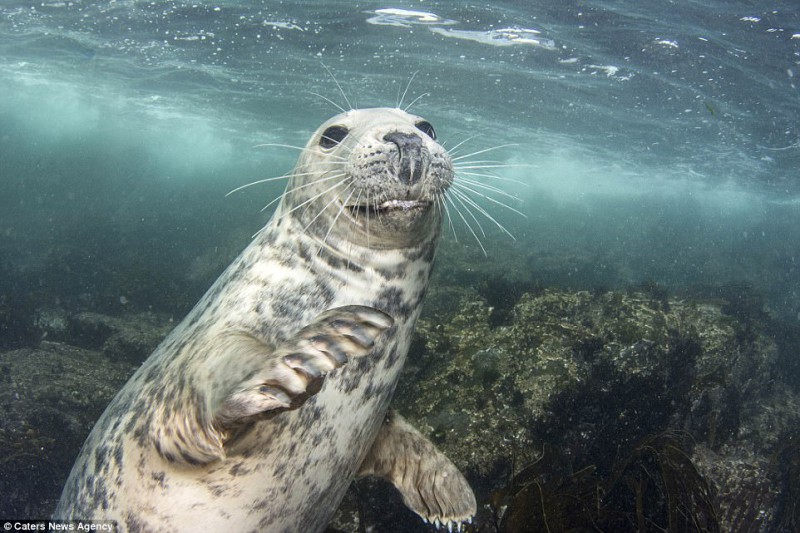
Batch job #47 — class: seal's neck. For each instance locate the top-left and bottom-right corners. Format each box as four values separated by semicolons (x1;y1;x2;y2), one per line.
258;213;439;291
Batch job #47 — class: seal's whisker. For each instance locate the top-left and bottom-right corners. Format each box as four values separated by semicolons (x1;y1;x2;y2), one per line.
270;175;350;218
321;63;353;111
308;91;347;114
303;178;355;233
451;189;487;239
397;71;418;110
258;194;285;215
260;172;348;213
340;187;362;272
453;163;529;170
450;187;517;240
292;169;344;175
254;143;347;161
450;144;519;162
445;194;487;255
436;194;457;242
365;189;372;248
451;181;527;218
451;159;505;165
372;190;388;229
295;167;347;176
322;187;356;245
454;176;522;202
225;174;293;197
443;196;458;241
444;135;480;155
403;92;429;113
296;174;353;220
455;171;528;187
298;183;348;224
287;172;349;192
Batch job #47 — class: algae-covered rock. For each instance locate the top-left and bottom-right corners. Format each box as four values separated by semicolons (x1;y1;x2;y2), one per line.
1;290;794;531
66;311;172;364
0;342;137;517
0;309;170;518
398;290;537;483
392;288;795;530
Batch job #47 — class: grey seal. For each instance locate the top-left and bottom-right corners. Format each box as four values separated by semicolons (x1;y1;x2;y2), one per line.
55;107;476;532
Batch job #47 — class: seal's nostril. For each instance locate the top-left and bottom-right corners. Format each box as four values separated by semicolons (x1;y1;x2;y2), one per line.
383;132;425;184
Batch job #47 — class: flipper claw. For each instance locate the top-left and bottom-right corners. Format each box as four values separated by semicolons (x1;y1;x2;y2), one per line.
256;385;291;409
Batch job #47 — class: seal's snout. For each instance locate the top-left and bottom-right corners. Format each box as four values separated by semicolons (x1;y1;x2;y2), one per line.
383;131;425;184
334;111;452;238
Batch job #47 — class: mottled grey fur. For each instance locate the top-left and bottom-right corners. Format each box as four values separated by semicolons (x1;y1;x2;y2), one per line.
55;108;475;532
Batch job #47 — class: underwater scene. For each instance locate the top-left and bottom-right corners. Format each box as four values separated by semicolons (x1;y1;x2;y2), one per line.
1;0;800;531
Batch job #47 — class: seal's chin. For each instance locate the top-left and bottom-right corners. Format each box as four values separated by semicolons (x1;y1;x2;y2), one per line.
347;199;432;218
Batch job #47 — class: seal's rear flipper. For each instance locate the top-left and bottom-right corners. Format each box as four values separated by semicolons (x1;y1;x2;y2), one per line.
358;411;476;530
215;305;393;428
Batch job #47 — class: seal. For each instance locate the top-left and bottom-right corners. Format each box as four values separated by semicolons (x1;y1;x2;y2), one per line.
55;107;477;532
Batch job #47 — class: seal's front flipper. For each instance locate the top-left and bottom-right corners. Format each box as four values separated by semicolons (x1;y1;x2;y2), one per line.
358;411;476;530
153;306;391;466
215;305;393;428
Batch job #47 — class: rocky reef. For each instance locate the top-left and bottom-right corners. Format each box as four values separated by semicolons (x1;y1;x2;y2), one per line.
1;286;798;531
383;286;799;532
0;311;169;517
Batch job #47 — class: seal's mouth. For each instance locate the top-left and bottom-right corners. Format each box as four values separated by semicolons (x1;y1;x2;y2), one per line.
346;199;431;217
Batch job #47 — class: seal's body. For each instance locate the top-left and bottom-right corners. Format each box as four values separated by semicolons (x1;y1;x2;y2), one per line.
56;108;476;532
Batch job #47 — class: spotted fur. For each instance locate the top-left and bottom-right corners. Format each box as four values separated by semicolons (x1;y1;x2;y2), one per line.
55;108;471;532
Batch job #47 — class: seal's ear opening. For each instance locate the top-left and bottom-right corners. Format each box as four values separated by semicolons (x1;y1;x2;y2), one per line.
415;121;436;140
320;126;349;149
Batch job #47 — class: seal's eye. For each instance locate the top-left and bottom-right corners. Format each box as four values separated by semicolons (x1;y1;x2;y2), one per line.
319;126;349;149
415;121;436;140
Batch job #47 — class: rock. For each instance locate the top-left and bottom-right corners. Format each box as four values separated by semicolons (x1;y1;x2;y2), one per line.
386;288;798;531
2;292;795;531
0;342;137;518
66;311;172;364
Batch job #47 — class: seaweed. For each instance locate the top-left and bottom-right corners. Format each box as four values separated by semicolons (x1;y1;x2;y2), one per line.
606;432;719;532
773;432;800;532
488;432;719;532
488;450;602;532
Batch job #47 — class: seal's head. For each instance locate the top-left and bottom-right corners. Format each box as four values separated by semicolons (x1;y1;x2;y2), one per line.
281;107;453;249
